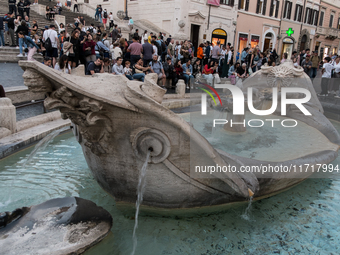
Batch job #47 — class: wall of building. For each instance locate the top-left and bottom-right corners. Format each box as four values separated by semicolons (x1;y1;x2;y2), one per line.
235;0;282;54
315;0;340;57
278;0;320;58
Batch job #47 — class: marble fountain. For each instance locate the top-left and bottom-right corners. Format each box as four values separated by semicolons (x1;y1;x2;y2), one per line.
16;60;340;213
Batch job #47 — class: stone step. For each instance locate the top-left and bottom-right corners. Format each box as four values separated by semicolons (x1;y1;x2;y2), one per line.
0;51;43;63
34;0;101;28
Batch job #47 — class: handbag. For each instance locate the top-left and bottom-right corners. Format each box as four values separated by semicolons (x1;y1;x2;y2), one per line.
230;74;236;85
84;49;92;57
248;67;253;76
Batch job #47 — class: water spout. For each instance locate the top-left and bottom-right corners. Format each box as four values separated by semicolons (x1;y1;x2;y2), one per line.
241;196;253;221
23;126;70;167
131;150;151;255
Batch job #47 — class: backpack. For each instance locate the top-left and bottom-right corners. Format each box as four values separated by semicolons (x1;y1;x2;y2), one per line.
44;31;53;51
156;41;162;56
88;27;93;33
103;11;107;19
161;40;166;53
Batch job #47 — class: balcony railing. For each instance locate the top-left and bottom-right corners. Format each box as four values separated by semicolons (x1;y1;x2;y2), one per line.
316;27;340;39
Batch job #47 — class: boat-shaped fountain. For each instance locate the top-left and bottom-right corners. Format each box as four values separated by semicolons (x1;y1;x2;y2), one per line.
18;60;340;212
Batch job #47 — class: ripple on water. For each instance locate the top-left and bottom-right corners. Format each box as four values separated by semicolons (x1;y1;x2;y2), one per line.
0;130;340;254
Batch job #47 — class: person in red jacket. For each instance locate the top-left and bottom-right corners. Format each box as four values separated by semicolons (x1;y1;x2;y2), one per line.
83;33;96;62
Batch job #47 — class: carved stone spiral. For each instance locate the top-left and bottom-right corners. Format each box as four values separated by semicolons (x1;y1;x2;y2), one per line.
131;127;171;164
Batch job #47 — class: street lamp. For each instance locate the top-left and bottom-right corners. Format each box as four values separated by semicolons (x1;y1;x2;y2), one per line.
124;0;129;20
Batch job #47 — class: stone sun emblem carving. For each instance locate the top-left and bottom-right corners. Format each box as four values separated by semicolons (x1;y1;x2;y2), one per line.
267;65;294;90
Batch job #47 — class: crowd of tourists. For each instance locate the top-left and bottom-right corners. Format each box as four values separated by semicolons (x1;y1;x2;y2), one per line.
1;0;339;94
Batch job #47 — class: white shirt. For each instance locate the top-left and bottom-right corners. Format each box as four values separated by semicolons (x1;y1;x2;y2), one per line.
333;61;340;73
43;29;58;48
54;63;71;74
111;47;122;60
227;50;232;63
153;45;158;56
322;63;334;78
220;49;226;59
124;67;132;75
109;14;113;21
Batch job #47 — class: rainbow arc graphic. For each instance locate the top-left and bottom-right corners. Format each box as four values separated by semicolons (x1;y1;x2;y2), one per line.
198;82;223;106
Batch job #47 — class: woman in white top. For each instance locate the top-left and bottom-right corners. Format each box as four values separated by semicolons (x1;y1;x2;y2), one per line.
320;57;334;96
54;54;71;74
331;56;340;97
142;30;148;44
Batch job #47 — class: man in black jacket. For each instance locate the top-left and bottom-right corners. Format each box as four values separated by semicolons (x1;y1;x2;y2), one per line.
17;0;25;18
6;13;16;47
8;0;17;17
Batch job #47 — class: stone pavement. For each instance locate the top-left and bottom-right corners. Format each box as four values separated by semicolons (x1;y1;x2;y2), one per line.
0;63;24;88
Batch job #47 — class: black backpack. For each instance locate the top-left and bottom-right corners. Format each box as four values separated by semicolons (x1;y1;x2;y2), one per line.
156;42;162;56
161;40;166;53
103;11;107;19
88;27;93;33
44;31;53;51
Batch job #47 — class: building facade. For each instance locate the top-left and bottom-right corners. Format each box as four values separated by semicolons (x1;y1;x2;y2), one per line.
235;0;283;55
314;0;340;58
278;0;321;59
127;0;238;51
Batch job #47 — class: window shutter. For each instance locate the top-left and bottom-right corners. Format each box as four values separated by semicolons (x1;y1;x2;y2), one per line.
262;0;267;15
283;1;287;18
269;0;274;16
314;10;319;26
298;5;303;21
304;8;308;23
275;1;279;18
308;9;313;24
238;0;242;9
245;0;249;11
256;0;260;14
287;2;292;19
319;11;324;26
230;0;234;6
294;5;298;21
329;14;334;28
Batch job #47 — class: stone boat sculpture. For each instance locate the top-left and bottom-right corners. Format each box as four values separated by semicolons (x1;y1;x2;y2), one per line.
19;61;340;211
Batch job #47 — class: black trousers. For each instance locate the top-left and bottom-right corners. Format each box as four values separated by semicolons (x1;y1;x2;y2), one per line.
18;9;24;18
73;4;79;12
9;5;17;16
24;8;30;17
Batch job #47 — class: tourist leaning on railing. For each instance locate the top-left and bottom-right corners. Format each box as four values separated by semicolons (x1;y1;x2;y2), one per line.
18;31;40;60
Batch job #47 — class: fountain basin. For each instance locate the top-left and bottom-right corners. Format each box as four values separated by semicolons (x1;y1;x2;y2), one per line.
17;60;340;211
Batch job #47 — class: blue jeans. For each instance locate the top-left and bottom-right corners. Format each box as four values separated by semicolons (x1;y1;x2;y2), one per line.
99;14;102;23
0;30;4;46
19;37;27;54
183;74;194;85
133;73;145;82
310;67;318;78
126;73;145;82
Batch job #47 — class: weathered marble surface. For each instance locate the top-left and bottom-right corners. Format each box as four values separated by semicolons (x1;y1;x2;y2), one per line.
0;197;112;255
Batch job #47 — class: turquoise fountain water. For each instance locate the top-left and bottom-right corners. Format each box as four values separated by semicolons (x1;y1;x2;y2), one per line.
1;123;340;254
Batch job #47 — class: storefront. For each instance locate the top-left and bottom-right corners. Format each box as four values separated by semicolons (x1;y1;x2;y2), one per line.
238;33;248;53
251;35;260;49
211;29;227;47
281;37;294;59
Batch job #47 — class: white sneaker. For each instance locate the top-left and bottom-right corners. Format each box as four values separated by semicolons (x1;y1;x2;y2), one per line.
16;46;19;49
186;86;189;89
24;53;27;57
17;54;23;57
